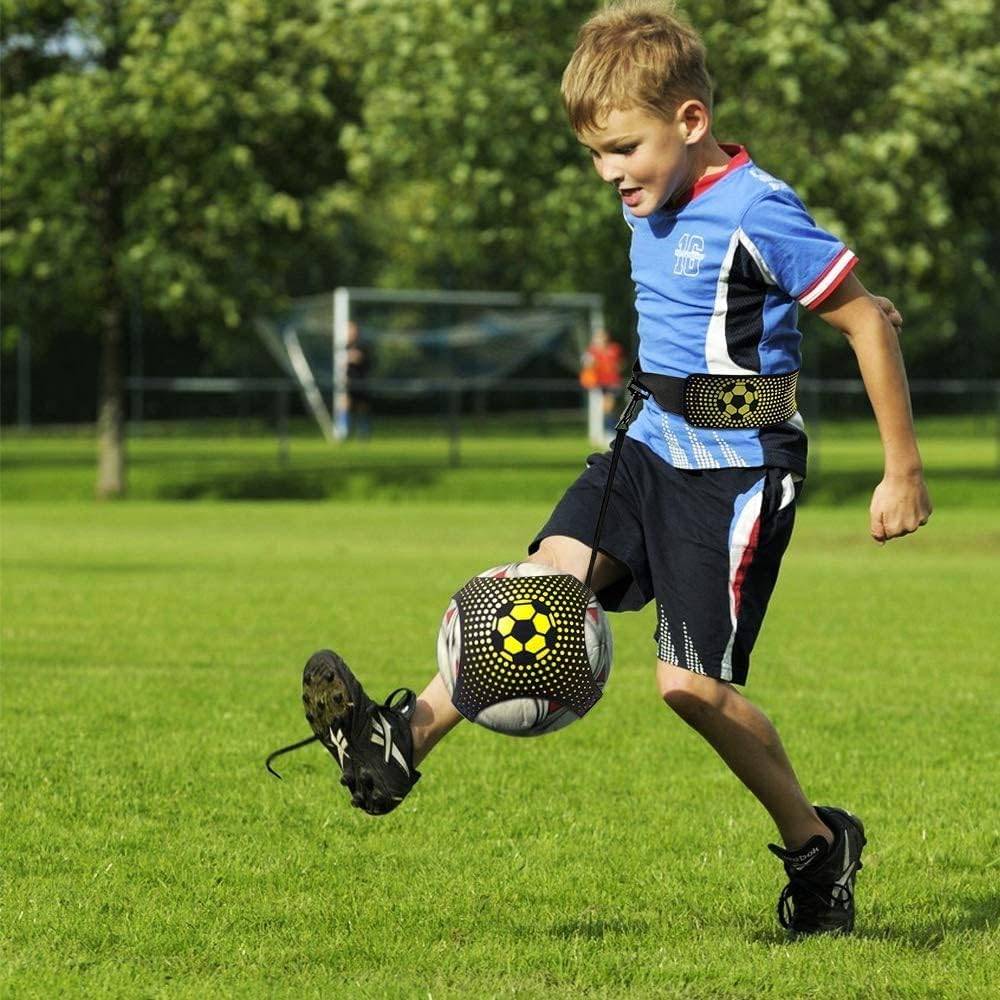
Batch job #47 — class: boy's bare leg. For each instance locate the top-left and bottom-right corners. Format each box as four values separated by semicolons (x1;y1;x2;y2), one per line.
657;661;832;850
411;673;463;766
532;535;829;849
533;534;625;592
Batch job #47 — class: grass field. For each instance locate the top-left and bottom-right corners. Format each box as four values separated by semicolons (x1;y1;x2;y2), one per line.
1;424;998;998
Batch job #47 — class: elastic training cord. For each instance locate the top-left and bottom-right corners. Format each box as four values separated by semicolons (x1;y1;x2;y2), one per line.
584;372;649;592
265;734;320;779
267;377;649;777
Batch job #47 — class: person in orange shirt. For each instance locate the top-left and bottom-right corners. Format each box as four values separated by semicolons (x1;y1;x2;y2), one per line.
580;327;624;441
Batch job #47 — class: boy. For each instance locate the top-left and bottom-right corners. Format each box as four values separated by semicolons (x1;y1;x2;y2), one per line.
279;0;932;940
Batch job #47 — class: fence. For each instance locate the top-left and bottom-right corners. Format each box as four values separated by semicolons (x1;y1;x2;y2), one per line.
121;375;1000;472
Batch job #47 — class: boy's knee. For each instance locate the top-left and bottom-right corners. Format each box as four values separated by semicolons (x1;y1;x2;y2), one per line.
658;661;728;720
533;535;587;579
533;536;625;593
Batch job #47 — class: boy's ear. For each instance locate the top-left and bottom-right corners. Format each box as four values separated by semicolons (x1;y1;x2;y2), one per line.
678;100;711;144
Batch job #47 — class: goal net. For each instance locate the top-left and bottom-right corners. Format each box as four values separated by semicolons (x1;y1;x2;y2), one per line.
258;287;605;440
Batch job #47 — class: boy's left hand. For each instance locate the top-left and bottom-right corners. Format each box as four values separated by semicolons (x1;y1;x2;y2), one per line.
870;473;932;543
874;295;903;335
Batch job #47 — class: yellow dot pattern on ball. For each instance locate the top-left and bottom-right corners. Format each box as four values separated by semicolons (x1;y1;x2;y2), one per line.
450;572;599;720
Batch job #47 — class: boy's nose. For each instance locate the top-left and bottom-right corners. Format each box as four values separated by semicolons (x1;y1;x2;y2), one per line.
595;157;623;185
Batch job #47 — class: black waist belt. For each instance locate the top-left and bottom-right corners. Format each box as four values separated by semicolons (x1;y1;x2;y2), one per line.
629;363;799;429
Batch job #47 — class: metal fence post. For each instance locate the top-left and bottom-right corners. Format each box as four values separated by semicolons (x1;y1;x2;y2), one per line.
17;330;30;428
995;382;1000;473
276;388;290;466
447;385;461;468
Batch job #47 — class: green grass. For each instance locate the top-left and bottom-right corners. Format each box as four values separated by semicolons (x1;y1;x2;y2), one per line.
0;412;996;506
1;426;998;998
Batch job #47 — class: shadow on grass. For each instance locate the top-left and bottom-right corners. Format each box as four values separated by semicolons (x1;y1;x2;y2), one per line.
800;467;997;505
153;463;996;503
549;913;651;940
156;464;444;500
748;892;999;948
858;893;1000;950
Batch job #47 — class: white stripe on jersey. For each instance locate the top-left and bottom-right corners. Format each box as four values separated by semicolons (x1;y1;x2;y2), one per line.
706;231;754;374
713;432;750;467
685;422;720;468
705;229;778;374
661;416;690;466
800;248;857;308
736;228;779;285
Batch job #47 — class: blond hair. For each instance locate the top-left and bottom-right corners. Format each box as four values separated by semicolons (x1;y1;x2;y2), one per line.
561;1;713;133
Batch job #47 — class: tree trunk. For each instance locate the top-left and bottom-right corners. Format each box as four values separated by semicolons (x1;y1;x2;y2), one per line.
94;154;127;499
95;4;127;500
96;296;126;499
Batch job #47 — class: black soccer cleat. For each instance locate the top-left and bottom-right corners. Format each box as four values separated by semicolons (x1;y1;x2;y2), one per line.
769;805;867;941
300;649;420;815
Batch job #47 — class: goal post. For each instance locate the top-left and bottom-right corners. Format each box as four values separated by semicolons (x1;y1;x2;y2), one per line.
333;286;349;440
259;286;606;441
254;301;336;442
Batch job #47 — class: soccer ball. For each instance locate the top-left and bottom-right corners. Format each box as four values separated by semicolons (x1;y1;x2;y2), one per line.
437;562;613;737
718;379;759;422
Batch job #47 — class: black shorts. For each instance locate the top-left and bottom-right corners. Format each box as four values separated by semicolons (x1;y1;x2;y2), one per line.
529;438;799;685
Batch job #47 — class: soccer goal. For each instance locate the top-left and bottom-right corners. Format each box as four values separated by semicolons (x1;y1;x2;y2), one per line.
258;287;606;441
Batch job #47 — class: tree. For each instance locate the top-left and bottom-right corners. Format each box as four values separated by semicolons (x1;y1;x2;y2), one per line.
698;0;1000;375
335;0;635;313
2;0;361;496
341;0;1000;373
5;0;997;454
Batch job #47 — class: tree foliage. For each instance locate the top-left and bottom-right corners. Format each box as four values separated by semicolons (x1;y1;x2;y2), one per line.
3;0;998;488
329;0;638;351
3;0;362;339
700;0;1000;372
2;0;361;493
338;0;1000;371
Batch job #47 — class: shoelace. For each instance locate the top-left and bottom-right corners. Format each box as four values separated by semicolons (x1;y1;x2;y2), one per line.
776;871;854;929
264;687;417;779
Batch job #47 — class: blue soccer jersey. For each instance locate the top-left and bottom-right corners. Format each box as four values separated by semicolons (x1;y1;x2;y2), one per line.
624;145;857;475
